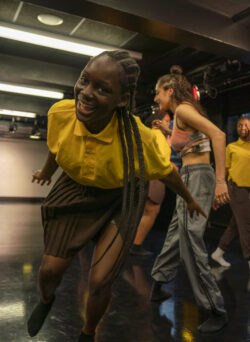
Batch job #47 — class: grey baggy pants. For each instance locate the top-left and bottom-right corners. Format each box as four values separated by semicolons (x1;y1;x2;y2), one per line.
151;164;226;314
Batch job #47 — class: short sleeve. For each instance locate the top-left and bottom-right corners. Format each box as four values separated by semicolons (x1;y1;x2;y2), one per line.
47;102;60;154
142;128;173;180
47;99;75;154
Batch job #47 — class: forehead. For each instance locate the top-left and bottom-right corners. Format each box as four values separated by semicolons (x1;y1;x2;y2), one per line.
163;113;170;120
83;55;121;81
238;119;249;125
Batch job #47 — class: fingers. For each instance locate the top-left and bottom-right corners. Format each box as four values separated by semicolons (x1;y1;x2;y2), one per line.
214;192;230;207
199;208;208;219
31;173;50;186
212;200;219;211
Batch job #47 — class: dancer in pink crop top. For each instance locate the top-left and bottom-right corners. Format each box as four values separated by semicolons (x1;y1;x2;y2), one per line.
151;65;230;334
170;114;211;157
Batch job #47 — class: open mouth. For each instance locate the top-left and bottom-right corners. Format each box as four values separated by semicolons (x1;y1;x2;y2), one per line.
77;100;96;116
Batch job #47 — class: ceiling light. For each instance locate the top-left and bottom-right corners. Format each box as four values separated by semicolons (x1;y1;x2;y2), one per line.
0;21;142;59
0;109;37;118
0;82;64;99
37;14;63;26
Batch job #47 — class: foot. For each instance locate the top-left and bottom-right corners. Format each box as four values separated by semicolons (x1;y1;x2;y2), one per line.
78;332;95;341
211;251;231;267
130;244;153;256
198;312;228;334
27;296;55;337
150;281;171;302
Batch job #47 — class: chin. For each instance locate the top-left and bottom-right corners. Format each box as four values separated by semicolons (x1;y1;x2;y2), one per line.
76;111;93;123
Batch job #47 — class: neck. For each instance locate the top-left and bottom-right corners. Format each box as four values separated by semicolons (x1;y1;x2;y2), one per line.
170;100;177;113
85;115;112;134
240;135;250;142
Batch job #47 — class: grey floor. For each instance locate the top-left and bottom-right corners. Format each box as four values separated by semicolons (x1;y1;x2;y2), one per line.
0;202;249;342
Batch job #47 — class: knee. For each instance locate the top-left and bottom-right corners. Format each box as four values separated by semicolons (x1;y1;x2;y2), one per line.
39;263;63;282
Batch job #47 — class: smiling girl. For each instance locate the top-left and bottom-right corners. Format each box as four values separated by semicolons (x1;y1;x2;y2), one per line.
28;52;205;341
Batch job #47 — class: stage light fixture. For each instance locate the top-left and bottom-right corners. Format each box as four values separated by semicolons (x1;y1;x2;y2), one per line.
0;83;64;99
0;21;142;59
0;109;37;118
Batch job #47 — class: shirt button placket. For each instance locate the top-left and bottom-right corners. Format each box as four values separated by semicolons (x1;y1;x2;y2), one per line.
83;137;96;178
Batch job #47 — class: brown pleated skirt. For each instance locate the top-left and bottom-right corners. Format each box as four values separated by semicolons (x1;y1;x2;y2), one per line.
41;172;123;258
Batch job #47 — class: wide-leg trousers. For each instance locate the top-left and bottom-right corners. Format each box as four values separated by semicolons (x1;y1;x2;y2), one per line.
151;164;226;314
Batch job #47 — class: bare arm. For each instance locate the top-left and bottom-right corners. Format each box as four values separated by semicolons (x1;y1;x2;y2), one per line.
32;151;58;186
161;167;207;218
176;104;230;206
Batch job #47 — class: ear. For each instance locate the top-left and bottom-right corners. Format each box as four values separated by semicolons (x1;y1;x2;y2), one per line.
117;92;130;108
168;88;174;96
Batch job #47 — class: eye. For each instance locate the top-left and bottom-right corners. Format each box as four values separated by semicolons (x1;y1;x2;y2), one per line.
97;86;111;94
80;75;88;85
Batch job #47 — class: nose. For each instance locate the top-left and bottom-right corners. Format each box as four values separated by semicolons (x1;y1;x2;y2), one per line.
154;94;159;103
80;84;94;99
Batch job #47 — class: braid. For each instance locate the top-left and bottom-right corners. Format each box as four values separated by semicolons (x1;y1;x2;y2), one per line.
90;50;146;277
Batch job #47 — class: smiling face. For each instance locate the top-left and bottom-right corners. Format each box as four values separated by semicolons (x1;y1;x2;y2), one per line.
74;54;128;133
154;85;173;112
237;118;250;140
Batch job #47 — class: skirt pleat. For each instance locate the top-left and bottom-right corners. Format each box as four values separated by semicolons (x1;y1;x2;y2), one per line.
42;172;123;258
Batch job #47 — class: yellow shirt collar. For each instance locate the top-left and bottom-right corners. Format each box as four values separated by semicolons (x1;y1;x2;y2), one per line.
73;112;117;143
237;137;248;144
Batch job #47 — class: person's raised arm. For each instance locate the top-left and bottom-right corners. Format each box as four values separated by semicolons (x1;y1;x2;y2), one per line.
176;104;230;207
32;151;58;186
152;119;172;136
161;167;207;219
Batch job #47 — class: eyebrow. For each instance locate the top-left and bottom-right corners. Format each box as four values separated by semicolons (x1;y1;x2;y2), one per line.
80;71;111;87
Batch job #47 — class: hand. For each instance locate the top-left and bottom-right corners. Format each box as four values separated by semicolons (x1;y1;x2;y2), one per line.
187;199;208;219
32;170;51;186
152;120;172;135
212;183;230;210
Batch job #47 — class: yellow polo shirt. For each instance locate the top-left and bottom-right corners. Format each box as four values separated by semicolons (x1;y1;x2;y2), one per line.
47;99;173;189
226;138;250;187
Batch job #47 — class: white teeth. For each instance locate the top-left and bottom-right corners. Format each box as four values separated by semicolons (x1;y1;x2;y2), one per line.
79;101;95;110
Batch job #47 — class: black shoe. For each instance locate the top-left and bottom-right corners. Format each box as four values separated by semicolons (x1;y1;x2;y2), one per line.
130;244;153;256
78;332;95;341
150;281;171;302
27;296;55;337
198;312;228;334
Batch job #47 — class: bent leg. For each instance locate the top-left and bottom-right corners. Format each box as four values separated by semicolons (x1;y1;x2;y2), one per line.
28;254;73;336
83;222;125;335
179;167;226;315
151;209;180;283
39;254;73;302
133;199;161;245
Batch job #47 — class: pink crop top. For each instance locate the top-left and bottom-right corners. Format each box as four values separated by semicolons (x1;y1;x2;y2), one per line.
171;117;211;157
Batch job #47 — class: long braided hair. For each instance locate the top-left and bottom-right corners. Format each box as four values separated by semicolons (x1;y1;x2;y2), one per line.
157;65;207;117
90;50;146;276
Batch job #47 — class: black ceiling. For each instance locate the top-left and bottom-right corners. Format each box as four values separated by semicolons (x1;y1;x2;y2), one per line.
0;0;249;118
